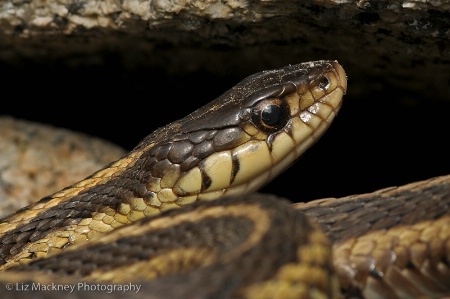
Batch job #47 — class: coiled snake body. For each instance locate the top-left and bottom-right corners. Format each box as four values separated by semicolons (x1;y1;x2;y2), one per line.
0;61;449;299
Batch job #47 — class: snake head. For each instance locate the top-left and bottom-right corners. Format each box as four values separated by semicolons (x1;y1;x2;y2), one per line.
137;61;347;204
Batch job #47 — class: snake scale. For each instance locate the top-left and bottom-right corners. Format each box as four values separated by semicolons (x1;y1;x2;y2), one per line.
0;60;449;299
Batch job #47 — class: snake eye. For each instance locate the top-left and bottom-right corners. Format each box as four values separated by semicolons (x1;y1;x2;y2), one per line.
251;98;290;133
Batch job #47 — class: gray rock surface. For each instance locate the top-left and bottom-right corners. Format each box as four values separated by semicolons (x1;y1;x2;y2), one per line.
0;0;448;98
0;117;126;217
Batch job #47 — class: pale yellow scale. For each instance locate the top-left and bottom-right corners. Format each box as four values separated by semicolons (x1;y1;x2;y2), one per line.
200;151;233;191
231;141;272;186
173;167;202;195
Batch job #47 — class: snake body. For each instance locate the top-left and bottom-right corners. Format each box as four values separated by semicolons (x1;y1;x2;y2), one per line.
0;60;448;298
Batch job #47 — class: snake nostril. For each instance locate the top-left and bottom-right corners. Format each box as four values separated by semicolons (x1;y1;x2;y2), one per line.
317;76;330;91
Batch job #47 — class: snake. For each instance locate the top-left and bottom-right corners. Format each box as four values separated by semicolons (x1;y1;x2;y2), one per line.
0;60;448;299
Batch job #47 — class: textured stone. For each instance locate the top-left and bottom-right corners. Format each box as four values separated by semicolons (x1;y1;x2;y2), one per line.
0;0;448;98
0;116;126;218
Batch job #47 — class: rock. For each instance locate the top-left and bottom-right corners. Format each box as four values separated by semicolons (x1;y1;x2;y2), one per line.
0;116;126;217
0;0;448;99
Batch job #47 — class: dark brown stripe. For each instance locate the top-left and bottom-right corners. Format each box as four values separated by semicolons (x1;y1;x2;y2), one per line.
201;171;212;191
230;152;240;185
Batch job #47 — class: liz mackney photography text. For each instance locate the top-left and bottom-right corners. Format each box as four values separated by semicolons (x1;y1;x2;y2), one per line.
4;281;142;294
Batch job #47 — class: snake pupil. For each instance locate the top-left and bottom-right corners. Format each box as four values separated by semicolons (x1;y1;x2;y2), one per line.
262;105;282;127
251;98;289;132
